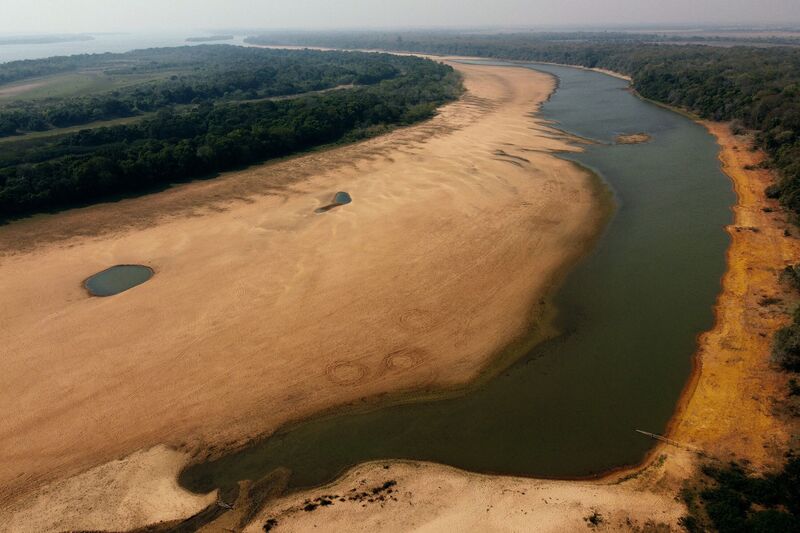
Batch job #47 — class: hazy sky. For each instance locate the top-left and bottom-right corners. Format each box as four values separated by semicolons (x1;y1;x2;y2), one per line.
2;0;799;34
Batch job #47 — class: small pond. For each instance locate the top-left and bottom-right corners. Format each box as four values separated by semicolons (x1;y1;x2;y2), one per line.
84;265;154;296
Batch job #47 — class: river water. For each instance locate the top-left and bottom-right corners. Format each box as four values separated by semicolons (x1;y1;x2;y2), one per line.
179;61;735;494
0;33;248;63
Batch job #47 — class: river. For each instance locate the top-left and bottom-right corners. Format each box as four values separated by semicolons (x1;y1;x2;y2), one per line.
179;61;735;495
0;33;248;63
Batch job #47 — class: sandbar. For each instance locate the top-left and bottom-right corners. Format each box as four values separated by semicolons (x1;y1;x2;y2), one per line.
0;61;604;531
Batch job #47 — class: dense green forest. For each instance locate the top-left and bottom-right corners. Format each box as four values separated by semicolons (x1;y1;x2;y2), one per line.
0;46;418;135
0;46;460;218
680;458;800;532
246;32;800;221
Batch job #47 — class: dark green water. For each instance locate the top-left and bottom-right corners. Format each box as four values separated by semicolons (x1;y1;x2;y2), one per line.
84;265;154;296
179;63;734;495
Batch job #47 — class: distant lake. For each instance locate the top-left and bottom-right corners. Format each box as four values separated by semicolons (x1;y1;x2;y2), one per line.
0;33;249;63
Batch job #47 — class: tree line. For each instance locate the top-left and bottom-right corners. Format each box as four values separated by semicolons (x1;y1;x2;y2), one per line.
0;46;414;136
0;48;459;218
680;458;800;532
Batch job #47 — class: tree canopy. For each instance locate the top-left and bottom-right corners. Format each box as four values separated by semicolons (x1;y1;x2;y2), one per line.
0;46;460;218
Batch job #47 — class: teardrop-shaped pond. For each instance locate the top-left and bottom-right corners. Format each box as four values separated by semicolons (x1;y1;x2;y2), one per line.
315;191;352;213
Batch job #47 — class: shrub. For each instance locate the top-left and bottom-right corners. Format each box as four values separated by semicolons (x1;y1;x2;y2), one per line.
686;458;800;532
772;308;800;372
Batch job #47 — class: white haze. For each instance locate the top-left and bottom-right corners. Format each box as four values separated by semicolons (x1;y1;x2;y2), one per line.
1;0;799;34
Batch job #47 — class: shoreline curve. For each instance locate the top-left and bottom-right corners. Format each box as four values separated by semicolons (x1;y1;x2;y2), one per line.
0;59;608;533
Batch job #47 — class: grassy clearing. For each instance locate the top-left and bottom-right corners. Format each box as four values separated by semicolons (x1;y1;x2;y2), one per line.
0;50;460;218
0;69;188;103
0;83;360;145
0;114;149;144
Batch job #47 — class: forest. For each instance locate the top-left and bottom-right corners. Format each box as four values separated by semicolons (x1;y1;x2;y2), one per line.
247;32;800;221
680;458;800;532
0;46;422;135
0;46;460;218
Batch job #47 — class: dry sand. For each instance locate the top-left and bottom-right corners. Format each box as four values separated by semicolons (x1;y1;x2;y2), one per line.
0;62;606;531
615;133;652;145
4;57;791;533
3;446;216;533
237;112;800;533
669;122;799;466
239;460;686;533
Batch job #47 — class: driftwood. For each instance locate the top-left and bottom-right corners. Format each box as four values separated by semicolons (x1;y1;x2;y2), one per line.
635;429;708;457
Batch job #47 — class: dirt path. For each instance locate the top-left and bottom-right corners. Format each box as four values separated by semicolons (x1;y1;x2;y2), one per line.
0;62;605;532
0;80;47;98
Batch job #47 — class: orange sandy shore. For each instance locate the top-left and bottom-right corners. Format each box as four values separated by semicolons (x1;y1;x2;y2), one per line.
669;122;798;465
231;119;800;533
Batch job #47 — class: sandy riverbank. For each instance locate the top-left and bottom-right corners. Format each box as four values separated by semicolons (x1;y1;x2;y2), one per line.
669;122;798;465
234;113;798;532
0;61;606;531
4;56;792;533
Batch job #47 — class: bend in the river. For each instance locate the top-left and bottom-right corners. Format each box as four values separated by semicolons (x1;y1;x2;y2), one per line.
179;62;734;496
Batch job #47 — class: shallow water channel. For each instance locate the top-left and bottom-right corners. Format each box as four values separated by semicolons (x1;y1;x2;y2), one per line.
180;62;734;494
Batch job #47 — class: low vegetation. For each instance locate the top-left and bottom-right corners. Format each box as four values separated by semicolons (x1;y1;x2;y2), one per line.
773;266;800;374
773;306;800;373
0;46;460;218
710;264;800;532
260;479;398;530
680;458;800;532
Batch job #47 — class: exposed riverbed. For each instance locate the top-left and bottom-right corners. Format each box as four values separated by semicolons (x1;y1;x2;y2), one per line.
179;62;734;495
